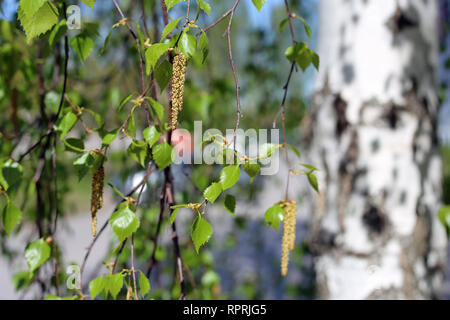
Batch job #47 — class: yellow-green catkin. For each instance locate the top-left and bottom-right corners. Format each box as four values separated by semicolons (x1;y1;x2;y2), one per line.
170;53;187;129
90;165;104;237
280;200;298;277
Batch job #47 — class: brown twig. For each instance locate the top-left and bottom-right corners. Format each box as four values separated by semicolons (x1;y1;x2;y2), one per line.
273;0;299;201
223;0;241;161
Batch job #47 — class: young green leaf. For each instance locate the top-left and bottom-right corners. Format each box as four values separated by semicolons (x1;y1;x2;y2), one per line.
219;165;241;190
242;162;260;182
127;141;149;168
73;152;94;181
18;2;58;42
311;50;320;70
57;112;78;139
154;60;173;92
224;194;236;216
203;183;222;203
179;31;197;59
70;34;95;63
49;20;67;46
265;204;284;231
3;202;22;236
199;31;209;63
118;93;132;111
145;43;170;75
20;0;47;18
169;208;180;225
285;42;314;71
138;271;151;297
191;216;213;253
89;275;105;300
198;0;211;14
143;126;161;148
25;239;51;273
102;128;119;147
307;172;319;193
109;205;140;242
161;17;182;41
165;0;182;11
293;15;312;40
252;0;267;11
439;206;450;229
279;18;289;31
259;143;278;159
127;113;136;138
147;97;165;121
81;0;96;9
105;273;124;299
286;143;301;159
152;142;173;170
0;160;23;191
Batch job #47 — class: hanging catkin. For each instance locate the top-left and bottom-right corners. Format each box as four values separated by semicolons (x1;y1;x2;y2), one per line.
170;53;187;129
280;200;298;277
90;165;104;237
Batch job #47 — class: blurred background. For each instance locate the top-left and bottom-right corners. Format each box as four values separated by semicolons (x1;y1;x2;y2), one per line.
0;0;449;300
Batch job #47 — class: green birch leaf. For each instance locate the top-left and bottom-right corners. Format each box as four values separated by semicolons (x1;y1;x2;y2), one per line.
219;165;240;190
147;97;165;121
154;60;172;92
198;0;211;14
20;0;47;18
145;43;170;75
224;194;236;216
109;205;140;242
179;31;197;59
18;2;59;42
143;126;161;148
57;112;78;139
251;0;267;11
203;183;222;204
265;204;284;231
127;140;149;168
105;273;124;299
160;17;182;41
191;216;213;253
165;0;182;11
138;271;150;296
152;142;173;170
199;31;209;63
307;172;319;193
3;202;22;236
242;162;260;182
25;239;51;273
102;129;119;147
81;0;96;9
70;34;95;63
169;208;180;225
89;275;105;300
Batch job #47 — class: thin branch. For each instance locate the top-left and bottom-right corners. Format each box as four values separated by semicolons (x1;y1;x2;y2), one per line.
273;0;299;201
223;0;241;161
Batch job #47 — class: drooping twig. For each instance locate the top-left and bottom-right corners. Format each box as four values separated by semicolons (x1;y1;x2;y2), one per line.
224;0;241;160
273;0;299;201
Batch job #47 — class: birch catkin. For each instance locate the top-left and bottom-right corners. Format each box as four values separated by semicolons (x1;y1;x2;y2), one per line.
170;53;187;129
90;165;104;237
281;200;298;277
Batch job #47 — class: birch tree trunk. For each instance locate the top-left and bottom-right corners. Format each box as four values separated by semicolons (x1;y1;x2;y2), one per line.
303;0;448;299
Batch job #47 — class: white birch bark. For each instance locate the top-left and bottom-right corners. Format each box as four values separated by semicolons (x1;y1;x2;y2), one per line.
303;0;448;299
